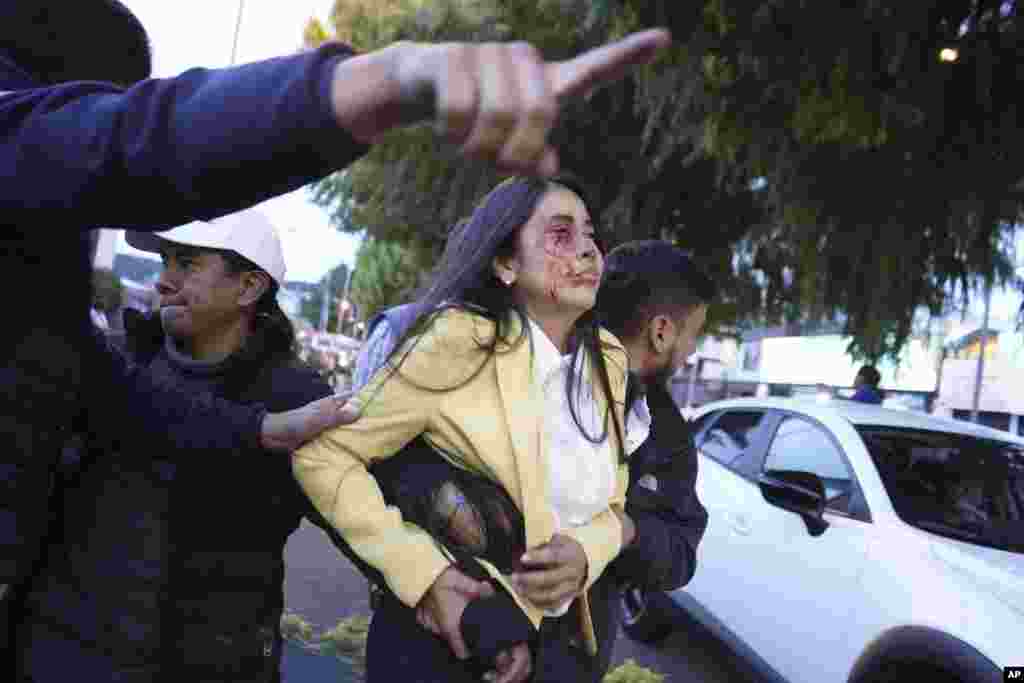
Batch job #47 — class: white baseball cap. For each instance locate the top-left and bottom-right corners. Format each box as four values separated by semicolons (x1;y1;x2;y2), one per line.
127;209;286;285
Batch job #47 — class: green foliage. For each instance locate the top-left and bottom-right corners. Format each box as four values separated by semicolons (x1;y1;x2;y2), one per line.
280;612;369;676
280;612;316;643
317;614;370;668
602;658;665;683
304;0;1024;363
299;262;351;331
351;236;425;322
302;16;331;49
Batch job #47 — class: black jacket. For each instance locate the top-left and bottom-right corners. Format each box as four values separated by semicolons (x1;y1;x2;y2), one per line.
0;41;366;668
594;376;708;677
16;313;358;682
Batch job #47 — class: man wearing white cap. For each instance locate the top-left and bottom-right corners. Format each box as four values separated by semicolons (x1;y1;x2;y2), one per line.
16;213;365;682
126;211;292;363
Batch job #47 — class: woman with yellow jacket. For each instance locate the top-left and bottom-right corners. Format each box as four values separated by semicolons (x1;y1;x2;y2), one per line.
293;175;633;682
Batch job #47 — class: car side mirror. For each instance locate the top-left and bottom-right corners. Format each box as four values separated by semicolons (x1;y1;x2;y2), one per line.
758;469;830;537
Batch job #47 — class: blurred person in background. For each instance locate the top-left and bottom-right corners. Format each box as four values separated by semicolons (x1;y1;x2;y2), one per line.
851;365;884;404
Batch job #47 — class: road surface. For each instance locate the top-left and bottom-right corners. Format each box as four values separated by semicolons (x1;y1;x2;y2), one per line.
282;520;764;682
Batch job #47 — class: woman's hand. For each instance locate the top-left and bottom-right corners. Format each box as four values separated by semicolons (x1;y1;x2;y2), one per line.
510;534;588;610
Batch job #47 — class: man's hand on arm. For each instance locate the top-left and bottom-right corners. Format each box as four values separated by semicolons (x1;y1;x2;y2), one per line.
329;28;671;176
260;390;359;452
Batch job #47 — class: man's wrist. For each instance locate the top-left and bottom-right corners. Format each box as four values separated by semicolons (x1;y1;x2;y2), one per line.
259;411;291;452
329;41;433;143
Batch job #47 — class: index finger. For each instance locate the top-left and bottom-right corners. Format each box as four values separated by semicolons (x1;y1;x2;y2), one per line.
545;28;672;100
519;545;558;568
444;623;471;660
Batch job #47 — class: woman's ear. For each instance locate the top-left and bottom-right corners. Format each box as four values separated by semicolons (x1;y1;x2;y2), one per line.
238;271;272;307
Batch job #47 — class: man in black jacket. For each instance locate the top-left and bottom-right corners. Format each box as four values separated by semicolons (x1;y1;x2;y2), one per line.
16;216;371;681
586;239;713;678
0;0;668;670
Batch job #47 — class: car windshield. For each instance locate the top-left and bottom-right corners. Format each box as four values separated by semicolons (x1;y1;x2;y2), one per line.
857;426;1024;554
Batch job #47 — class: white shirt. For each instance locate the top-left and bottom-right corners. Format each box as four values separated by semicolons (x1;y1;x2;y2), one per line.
527;318;617;616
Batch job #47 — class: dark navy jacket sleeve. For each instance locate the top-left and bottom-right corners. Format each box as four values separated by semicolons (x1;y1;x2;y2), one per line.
0;42;368;229
612;382;708;592
85;329;265;454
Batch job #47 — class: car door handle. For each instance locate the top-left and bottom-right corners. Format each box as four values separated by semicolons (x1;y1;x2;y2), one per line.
724;513;751;536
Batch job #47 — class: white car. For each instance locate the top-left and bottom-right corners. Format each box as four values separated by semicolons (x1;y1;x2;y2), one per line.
623;397;1023;683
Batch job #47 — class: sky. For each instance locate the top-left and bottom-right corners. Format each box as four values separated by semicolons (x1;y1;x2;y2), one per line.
117;0;361;283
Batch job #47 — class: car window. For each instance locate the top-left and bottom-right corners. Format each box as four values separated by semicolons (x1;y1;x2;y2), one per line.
691;411;719;439
764;417;854;513
859;427;1024;554
699;410;769;471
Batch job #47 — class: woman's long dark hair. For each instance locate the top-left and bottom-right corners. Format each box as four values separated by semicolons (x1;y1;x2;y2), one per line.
374;175;627;462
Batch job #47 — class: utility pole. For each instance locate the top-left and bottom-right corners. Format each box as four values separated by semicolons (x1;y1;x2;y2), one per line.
971;279;993;423
230;0;246;65
318;269;332;333
340;266;355;336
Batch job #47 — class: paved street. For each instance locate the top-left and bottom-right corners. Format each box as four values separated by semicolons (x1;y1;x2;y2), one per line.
282;520;764;682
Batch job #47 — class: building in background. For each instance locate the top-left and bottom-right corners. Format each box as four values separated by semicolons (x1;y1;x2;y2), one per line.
92;230;120;270
682;302;1024;435
933;323;1024;435
673;324;942;413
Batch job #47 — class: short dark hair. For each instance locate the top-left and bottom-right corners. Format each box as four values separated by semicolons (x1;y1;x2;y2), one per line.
597;240;717;341
857;365;881;387
2;1;152;86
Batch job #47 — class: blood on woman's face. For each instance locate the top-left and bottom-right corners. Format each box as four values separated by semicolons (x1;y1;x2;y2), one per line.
500;185;603;319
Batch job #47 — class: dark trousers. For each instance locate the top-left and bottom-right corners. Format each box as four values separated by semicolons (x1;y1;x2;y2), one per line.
366;593;597;683
366;594;482;683
532;604;600;683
